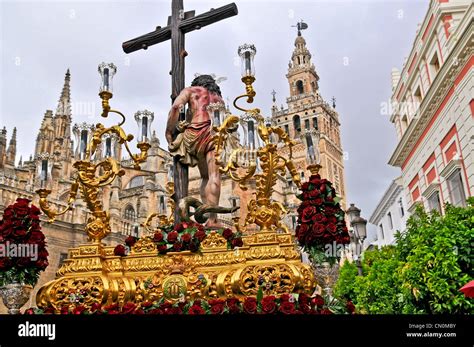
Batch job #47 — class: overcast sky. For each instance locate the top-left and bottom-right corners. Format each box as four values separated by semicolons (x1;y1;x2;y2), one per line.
0;0;429;227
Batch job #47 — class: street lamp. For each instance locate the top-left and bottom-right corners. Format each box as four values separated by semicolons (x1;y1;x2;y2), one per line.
347;203;367;276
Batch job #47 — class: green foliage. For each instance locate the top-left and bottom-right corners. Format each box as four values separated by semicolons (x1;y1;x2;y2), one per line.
333;260;358;301
334;198;474;314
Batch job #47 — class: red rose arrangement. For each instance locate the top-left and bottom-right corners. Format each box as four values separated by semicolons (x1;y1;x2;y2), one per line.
113;222;243;256
0;198;49;286
27;292;356;315
295;174;350;264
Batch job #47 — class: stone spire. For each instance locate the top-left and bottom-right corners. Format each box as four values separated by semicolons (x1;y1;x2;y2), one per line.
0;127;7;168
56;69;71;117
6;127;17;167
271;89;278;116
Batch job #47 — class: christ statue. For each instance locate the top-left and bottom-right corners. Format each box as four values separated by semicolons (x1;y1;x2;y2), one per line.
166;75;223;227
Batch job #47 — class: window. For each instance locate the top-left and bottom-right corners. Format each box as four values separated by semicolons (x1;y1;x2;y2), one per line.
401;115;408;133
293;115;301;133
427;191;442;213
313;117;318;130
429;53;440;78
413;86;422;111
124;205;136;222
133;225;139;237
296;80;304;94
379;224;384;240
128;176;144;188
284;124;289;134
304;119;310;130
387;212;393;230
58;253;68;268
399;198;405;217
447;169;466;207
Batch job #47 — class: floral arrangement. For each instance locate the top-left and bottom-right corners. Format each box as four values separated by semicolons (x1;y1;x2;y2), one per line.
0;198;49;286
25;292;355;315
114;222;243;256
295;174;350;264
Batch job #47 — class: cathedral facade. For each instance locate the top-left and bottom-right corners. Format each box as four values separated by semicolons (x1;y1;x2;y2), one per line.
0;30;347;312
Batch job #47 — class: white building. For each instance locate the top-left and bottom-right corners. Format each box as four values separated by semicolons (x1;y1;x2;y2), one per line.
388;0;473;214
369;177;409;247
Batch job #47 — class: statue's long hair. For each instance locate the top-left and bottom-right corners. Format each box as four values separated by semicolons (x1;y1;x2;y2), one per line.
191;75;222;97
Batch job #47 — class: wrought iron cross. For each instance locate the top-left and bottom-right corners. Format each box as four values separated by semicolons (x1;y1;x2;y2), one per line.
122;0;238;223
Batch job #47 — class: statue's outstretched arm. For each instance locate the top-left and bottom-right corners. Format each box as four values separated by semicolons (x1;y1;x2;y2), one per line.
166;88;191;144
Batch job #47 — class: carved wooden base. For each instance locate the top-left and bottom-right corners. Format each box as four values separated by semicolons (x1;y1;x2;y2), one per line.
36;231;316;311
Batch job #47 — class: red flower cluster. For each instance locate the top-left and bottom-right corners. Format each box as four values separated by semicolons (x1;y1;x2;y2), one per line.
28;293;356;315
0;198;48;286
296;175;350;253
220;228;243;248
153;222;206;254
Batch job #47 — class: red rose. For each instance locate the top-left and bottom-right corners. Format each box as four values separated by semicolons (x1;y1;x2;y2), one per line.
312;223;325;237
194;230;206;242
326;224;337;235
312;213;324;223
320;308;333;315
157;244;168;254
188;305;205;315
172;242;182;251
280;293;291;302
231;237;243;248
0;257;11;270
311;295;324;307
309;189;321;198
90;303;102;312
114;244;127;256
243;297;257;314
104;303;120;314
60;306;69;315
301;206;317;223
209;299;225;314
122;302;137;314
314;198;323;205
279;301;296;314
167;231;179;243
320;184;326;193
174;223;185;232
346;301;356;314
125;236;137;247
181;233;192;243
222;228;233;240
170;306;183;314
72;306;86;315
226;298;241;314
301;182;310;191
261;296;277;314
309;175;321;184
153;231;164;242
12;228;27;238
24;308;35;315
189;241;199;252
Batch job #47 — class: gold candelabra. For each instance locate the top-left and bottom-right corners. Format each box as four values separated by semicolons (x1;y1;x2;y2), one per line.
213;44;301;233
141;180;175;234
36;63;150;244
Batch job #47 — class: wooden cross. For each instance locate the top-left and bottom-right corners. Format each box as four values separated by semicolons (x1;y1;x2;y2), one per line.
122;0;238;223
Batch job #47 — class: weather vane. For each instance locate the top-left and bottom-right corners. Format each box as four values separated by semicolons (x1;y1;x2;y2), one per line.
292;20;308;36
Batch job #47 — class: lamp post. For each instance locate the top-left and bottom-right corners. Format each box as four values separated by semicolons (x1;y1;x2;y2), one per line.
347;203;367;276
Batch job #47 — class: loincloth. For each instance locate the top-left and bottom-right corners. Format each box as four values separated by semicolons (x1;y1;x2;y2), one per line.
169;120;214;167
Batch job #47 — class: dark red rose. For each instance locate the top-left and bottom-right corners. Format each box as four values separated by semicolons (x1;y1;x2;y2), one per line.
141;301;153;309
314;198;323;205
326;195;334;203
309;189;321;198
209;299;225;314
181;233;192;243
122;302;137;314
188;305;205;315
328;216;337;224
182;222;190;229
327;224;338;235
261;296;277;314
346;301;356;314
320;308;333;315
301;206;317;223
222;228;233;240
61;306;70;315
125;236;137;247
243;297;257;314
312;213;324;223
72;305;86;315
226;298;241;314
301;182;310;191
312;223;325;237
0;257;11;270
194;230;206;242
280;293;291;302
311;295;324;307
279;301;296;314
24;308;35;315
12;228;27;238
157;244;168;254
174;223;185;232
103;303;120;314
153;231;164;242
296;223;309;238
114;244;127;256
172;242;183;251
189;241;199;252
17;257;31;267
309;175;321;184
320;184;326;193
170;306;183;314
15;198;30;207
26;230;45;244
167;231;179;243
43;307;55;314
231;237;243;248
159;302;173;314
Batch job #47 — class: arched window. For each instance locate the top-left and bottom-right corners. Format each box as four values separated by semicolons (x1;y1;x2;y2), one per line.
128;176;145;189
312;117;318;130
293;115;301;133
124;205;136;222
296;80;304;94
